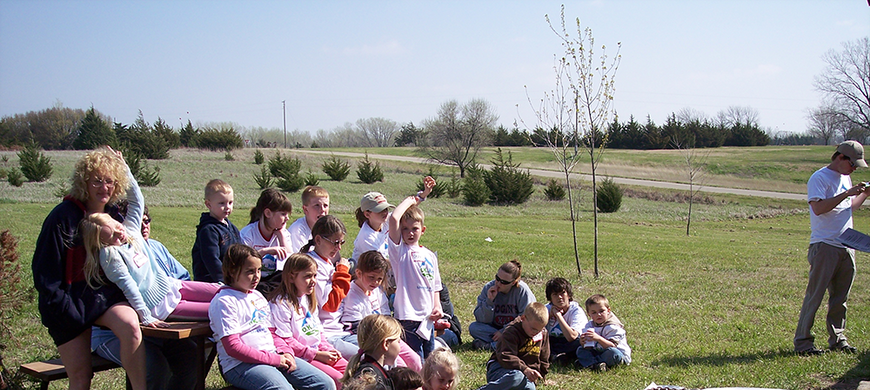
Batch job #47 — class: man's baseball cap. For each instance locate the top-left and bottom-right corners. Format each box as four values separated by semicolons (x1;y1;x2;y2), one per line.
838;140;868;168
360;192;394;213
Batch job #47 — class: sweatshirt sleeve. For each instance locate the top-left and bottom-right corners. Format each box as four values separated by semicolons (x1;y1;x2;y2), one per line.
494;326;528;373
100;247;157;324
221;334;281;366
321;263;351;313
196;225;225;283
473;282;495;324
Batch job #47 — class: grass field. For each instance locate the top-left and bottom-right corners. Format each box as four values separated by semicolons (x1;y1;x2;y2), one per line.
1;146;869;389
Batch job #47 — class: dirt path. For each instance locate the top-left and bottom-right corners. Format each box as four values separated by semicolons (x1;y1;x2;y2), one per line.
293;150;806;201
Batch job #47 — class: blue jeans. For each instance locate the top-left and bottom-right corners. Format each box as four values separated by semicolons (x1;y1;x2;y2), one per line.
92;328;197;390
400;320;434;360
469;321;500;350
223;357;335;390
575;347;628;368
475;361;535;390
438;329;460;347
327;333;359;360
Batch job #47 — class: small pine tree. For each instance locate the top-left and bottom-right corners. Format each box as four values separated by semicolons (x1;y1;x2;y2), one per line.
416;167;446;198
544;179;566;201
483;148;534;205
137;162;161;187
462;166;490;206
356;153;384;184
596;178;623;213
6;169;23;187
254;149;264;165
276;175;305;193
18;143;52;182
253;165;274;190
444;171;462;198
304;170;319;187
322;154;350;181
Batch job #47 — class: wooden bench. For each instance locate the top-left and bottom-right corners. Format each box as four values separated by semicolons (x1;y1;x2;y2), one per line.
19;353;124;390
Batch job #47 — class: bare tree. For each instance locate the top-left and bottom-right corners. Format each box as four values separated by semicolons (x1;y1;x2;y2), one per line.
676;107;708;124
815;37;870;132
356;117;398;147
716;106;760;128
807;105;846;145
421;99;497;178
671;137;709;236
524;6;620;278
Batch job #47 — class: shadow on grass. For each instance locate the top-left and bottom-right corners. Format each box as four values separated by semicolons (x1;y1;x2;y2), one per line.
649;348;805;368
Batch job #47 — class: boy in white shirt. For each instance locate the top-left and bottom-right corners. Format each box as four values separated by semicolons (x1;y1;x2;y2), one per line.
287;186;329;253
544;277;587;365
387;176;439;360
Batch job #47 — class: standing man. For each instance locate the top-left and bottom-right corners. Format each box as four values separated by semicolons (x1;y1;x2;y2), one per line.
795;140;869;355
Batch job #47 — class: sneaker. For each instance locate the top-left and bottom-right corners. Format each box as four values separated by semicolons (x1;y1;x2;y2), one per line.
592;362;607;372
471;339;490;351
831;341;857;354
797;347;827;356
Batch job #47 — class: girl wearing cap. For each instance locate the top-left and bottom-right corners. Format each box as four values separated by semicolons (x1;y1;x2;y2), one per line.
351;192;395;262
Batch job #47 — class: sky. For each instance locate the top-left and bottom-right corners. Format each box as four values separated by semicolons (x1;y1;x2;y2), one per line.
1;0;868;136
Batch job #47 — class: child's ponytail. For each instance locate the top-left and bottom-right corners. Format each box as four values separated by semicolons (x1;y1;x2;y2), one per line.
354;207;366;228
250;188;293;224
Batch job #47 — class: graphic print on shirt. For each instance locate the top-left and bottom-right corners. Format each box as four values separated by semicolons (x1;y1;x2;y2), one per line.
300;308;321;338
261;254;278;275
413;249;436;288
519;334;542;357
248;297;269;326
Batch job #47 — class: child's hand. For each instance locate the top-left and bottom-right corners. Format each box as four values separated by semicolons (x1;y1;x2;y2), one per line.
421;176;436;197
492;329;503;342
144;319;170;328
335;256;350;269
428;306;443;321
268;247;289;260
315;350;341;366
526;369;543;383
278;353;295;371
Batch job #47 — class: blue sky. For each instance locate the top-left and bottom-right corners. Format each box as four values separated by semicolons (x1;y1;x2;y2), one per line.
1;0;868;135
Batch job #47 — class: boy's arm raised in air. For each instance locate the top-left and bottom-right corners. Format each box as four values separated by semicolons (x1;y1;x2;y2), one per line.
388;176;436;245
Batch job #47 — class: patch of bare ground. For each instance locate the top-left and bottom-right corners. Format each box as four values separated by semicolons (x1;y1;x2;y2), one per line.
622;188;725;204
818;375;862;390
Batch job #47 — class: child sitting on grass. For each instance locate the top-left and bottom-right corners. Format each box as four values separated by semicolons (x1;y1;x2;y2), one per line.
576;294;631;371
475;302;551;390
543;277;586;364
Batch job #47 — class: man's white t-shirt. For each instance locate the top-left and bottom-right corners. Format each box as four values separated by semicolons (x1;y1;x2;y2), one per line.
388;239;442;322
240;222;291;277
808;166;853;247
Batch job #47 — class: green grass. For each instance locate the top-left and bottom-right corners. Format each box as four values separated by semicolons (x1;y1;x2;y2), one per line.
1;147;869;389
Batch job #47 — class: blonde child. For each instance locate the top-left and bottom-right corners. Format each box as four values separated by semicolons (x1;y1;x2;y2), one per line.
387;176;439;359
288;185;330;253
299;215;357;358
341;314;404;390
81;162;219;327
269;253;348;389
475;302;551;390
340;251;422;371
240;188;293;280
421;348;459;390
544;278;586;364
192;179;241;282
209;244;334;390
576;294;631;371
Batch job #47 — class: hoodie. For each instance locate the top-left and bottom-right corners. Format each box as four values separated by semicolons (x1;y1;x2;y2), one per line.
191;212;241;283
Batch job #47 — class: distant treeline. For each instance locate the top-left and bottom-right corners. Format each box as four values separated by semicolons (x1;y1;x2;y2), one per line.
1;104;824;153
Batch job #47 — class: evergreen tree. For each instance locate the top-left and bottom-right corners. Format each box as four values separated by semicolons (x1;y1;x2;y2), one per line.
73;107;116;150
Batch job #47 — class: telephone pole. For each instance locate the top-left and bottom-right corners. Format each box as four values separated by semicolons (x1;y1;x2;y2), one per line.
282;100;287;149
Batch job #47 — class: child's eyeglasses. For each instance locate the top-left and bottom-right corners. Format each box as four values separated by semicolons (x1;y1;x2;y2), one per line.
142;218;152;225
320;236;346;246
495;275;515;285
